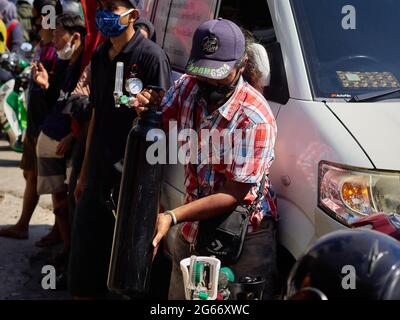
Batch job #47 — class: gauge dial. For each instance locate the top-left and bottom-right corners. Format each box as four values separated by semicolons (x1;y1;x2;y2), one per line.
125;78;143;95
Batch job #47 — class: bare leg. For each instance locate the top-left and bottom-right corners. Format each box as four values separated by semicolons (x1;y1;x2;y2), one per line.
52;192;70;257
0;170;38;239
35;220;62;247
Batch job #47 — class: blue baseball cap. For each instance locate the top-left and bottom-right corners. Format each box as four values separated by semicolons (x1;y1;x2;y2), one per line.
186;18;245;80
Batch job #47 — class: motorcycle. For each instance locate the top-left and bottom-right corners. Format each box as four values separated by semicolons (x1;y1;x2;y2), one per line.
0;43;32;152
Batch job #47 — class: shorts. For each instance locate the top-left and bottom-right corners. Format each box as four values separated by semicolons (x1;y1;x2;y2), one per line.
20;133;37;173
36;131;68;195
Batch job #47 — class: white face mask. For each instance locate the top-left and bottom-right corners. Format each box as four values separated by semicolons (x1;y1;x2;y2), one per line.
57;40;75;60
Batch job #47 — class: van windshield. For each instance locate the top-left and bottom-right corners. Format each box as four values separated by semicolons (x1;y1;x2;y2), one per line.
291;0;400;100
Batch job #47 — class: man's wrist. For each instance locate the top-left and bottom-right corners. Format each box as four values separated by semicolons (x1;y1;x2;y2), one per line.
78;173;87;187
164;210;178;225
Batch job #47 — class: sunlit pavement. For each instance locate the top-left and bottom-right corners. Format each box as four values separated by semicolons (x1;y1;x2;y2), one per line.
0;140;69;299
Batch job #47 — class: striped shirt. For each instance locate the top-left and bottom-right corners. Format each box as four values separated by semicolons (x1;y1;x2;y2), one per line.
162;74;278;243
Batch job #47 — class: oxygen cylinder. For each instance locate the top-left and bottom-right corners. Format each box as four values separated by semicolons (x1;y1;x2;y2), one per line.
107;102;165;297
229;276;266;300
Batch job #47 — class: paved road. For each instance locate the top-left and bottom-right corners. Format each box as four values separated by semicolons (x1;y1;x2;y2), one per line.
0;140;69;300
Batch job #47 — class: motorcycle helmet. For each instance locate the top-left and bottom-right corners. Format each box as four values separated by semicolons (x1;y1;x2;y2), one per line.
285;229;400;300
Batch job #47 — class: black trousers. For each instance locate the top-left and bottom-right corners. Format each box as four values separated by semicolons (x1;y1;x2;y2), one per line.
169;219;277;300
68;137;85;223
68;179;171;299
68;182;115;297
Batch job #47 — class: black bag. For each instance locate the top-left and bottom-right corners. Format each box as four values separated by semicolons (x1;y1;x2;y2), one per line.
195;204;250;264
194;173;267;265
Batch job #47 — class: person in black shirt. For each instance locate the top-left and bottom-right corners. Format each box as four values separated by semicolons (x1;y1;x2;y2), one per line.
34;13;86;272
68;0;172;299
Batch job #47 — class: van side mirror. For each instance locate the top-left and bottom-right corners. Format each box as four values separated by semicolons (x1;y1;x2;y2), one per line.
264;42;290;105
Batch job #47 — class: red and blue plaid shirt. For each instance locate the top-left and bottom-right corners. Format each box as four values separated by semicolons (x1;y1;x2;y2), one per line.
162;74;278;243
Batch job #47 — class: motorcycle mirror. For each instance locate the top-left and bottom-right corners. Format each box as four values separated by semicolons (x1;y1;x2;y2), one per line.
20;42;33;53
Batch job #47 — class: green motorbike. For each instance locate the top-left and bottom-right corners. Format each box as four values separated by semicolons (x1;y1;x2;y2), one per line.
0;50;31;153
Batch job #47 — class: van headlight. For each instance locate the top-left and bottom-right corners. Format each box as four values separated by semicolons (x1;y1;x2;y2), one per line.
318;162;400;226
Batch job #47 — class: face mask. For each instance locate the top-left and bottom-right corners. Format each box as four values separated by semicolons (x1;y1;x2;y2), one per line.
57;40;75;61
197;73;241;106
95;8;134;38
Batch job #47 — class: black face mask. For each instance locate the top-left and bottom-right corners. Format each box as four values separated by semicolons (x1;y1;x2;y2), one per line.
197;72;241;106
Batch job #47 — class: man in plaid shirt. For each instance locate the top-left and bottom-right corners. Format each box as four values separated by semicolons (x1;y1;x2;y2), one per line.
137;18;278;299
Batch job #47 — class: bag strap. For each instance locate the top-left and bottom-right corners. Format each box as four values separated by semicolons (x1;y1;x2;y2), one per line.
248;171;267;213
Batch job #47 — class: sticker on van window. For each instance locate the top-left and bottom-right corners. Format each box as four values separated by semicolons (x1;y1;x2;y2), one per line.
330;93;351;99
337;71;400;89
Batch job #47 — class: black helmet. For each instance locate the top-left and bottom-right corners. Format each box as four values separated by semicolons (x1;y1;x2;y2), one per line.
285;229;400;300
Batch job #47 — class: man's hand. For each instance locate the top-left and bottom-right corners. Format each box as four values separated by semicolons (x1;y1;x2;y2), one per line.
56;134;73;156
135;88;165;114
152;213;173;259
32;62;49;90
74;177;87;202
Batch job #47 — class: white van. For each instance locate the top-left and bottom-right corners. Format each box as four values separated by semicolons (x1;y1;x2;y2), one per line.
144;0;400;265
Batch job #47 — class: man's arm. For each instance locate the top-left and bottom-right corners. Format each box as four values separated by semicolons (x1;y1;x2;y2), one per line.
152;179;252;248
71;63;91;96
152;121;276;251
174;180;251;222
74;108;95;201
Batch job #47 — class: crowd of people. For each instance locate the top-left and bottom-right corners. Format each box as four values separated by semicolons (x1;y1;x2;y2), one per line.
0;0;278;300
